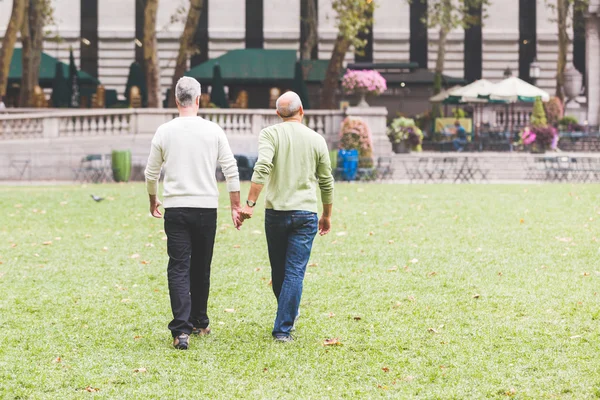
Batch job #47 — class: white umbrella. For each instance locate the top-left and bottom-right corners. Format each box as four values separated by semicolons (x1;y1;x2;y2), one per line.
429;85;462;103
488;76;550;103
448;79;496;103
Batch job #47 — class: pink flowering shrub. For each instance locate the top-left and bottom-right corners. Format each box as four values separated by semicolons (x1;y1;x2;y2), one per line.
339;117;373;167
341;69;387;96
521;127;536;145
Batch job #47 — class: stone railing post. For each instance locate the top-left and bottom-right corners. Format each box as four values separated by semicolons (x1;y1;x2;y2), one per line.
251;113;263;136
345;106;390;159
42;116;60;138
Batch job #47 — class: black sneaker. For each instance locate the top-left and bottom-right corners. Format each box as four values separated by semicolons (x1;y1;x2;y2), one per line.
191;327;211;336
173;333;190;350
273;335;294;343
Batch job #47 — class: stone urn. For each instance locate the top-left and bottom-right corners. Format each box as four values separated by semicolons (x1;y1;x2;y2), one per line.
563;63;583;104
392;141;411;154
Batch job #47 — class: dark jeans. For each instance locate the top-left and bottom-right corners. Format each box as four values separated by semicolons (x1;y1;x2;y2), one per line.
163;208;217;337
265;209;318;338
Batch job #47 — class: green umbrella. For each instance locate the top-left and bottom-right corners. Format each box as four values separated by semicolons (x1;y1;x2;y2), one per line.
51;62;69;108
292;61;310;110
68;47;80;108
124;62;148;107
210;63;229;109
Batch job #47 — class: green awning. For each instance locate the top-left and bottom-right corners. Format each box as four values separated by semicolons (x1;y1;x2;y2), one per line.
185;49;337;84
8;48;99;87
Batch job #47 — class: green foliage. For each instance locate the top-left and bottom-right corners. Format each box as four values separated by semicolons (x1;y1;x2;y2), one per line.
332;0;375;54
452;108;466;119
544;97;564;126
2;184;600;398
413;0;490;30
387;117;424;151
559;115;578;126
531;97;548;127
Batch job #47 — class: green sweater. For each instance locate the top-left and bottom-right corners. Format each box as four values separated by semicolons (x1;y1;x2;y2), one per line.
251;121;334;213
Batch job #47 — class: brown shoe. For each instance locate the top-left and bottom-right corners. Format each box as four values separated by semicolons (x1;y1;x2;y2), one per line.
192;326;211;336
173;333;190;350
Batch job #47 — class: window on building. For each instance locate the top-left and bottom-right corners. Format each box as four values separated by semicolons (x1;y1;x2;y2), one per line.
245;0;264;49
135;0;145;64
300;0;319;59
191;0;209;67
518;0;536;83
464;3;482;82
80;0;98;78
355;9;373;63
410;0;428;69
573;5;586;89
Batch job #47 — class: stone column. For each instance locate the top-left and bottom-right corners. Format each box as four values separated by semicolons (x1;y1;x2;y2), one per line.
586;13;600;126
345;106;390;159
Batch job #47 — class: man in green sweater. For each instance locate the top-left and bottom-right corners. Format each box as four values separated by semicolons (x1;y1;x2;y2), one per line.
240;91;334;342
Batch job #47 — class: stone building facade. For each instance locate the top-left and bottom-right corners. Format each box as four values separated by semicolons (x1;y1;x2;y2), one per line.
0;0;591;116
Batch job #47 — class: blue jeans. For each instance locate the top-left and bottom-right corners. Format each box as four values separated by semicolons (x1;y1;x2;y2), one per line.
265;209;318;338
453;138;467;151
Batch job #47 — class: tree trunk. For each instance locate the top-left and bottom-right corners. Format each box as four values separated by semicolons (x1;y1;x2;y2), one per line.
431;26;449;119
144;0;161;108
168;0;204;108
19;0;44;107
556;0;569;102
320;35;350;109
0;0;26;97
301;0;318;60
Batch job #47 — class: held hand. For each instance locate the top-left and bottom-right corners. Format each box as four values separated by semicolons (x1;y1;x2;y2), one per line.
240;205;254;221
150;199;163;218
231;208;243;230
318;216;331;236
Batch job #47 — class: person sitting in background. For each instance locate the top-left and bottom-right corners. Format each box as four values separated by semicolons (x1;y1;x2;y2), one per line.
452;120;468;152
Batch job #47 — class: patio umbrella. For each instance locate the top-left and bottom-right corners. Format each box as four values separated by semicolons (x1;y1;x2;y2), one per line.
51;62;69;108
445;79;496;104
210;63;229;109
488;76;550;103
124;62;147;107
429;85;462;103
292;61;311;110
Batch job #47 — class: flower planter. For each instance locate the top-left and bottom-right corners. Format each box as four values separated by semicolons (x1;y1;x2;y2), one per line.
392;141;411;154
530;144;546;154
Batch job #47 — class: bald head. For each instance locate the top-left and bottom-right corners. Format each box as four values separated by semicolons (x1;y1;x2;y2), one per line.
276;91;303;118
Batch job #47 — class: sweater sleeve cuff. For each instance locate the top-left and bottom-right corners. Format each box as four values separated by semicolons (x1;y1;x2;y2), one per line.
321;192;334;205
146;180;158;196
226;178;240;192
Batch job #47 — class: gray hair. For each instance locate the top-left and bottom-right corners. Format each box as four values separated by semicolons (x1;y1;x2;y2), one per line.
175;77;201;107
276;91;303;117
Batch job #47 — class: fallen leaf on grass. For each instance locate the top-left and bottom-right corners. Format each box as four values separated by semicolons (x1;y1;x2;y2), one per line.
388;240;395;244
84;234;92;238
162;236;168;241
377;384;388;390
145;243;155;248
407;295;416;302
583;272;591;276
410;258;419;264
322;338;342;346
84;387;99;393
52;357;62;363
14;204;22;208
251;230;262;235
308;263;318;267
382;367;389;372
254;267;262;272
133;368;147;373
10;244;17;248
368;231;374;236
121;299;131;303
336;232;347;237
427;328;438;334
224;308;235;313
130;254;140;259
504;388;517;397
102;247;108;251
570;335;582;339
427;271;438;277
555;237;573;243
42;241;52;246
0;272;4;278
140;260;150;265
55;237;61;241
233;245;241;249
268;279;272;286
327;312;335;318
60;201;68;205
472;294;481;299
388;266;398;272
134;335;143;339
403;376;414;382
353;316;361;321
519;219;525;224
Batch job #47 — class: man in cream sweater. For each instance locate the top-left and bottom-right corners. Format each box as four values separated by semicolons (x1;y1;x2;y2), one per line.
145;77;241;350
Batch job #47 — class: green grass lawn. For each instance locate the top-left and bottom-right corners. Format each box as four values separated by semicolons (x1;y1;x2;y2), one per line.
1;183;600;399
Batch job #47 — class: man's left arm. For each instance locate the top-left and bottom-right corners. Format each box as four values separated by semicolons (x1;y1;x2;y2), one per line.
145;133;164;218
217;130;242;229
